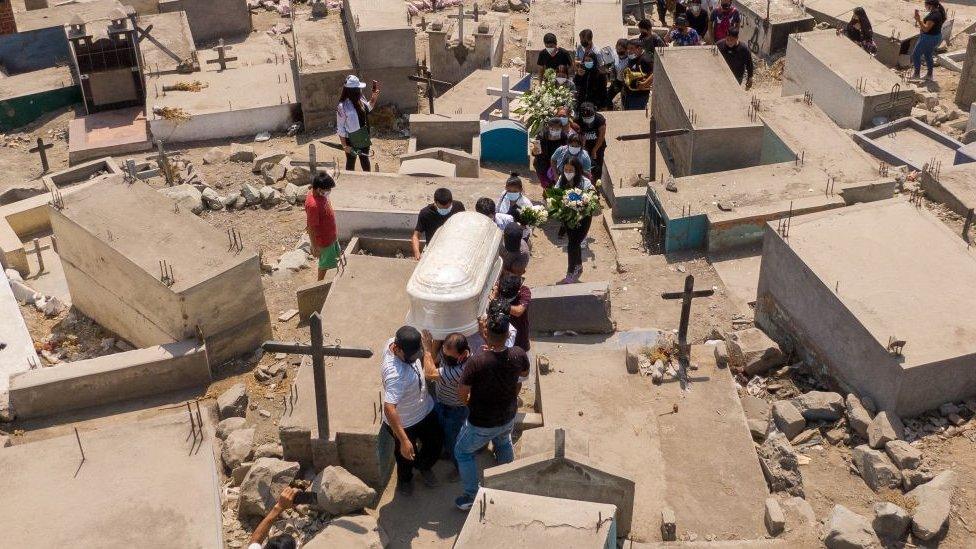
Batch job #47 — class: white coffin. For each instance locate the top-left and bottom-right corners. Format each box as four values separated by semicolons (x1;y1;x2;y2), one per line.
406;212;503;339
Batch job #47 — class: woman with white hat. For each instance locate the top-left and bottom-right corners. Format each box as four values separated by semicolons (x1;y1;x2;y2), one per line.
337;75;380;171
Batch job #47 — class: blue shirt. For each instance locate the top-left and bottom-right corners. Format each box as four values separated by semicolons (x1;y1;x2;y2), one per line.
551;146;592;177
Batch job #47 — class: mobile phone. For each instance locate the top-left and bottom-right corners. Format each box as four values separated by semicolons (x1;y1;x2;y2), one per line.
372;80;379;92
293;490;318;505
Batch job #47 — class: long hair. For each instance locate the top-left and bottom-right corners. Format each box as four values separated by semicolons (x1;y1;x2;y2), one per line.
339;85;365;120
851;7;873;39
559;156;585;189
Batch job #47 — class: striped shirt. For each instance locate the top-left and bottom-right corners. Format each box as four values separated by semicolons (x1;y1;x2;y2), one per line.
380;338;434;428
436;360;466;406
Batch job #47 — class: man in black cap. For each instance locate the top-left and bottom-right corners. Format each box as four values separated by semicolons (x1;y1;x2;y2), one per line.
381;326;443;495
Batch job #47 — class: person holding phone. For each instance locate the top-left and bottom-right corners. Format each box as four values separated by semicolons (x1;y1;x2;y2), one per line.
336;75;380;171
912;0;946;81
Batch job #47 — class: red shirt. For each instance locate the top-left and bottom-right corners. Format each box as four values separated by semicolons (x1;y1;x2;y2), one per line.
305;192;337;247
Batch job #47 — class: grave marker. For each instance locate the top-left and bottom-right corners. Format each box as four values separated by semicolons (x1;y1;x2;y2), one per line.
616;115;689;184
29;137;54;173
486;73;524;119
148;139;178;186
661;274;714;387
408;68;452;114
466;2;487;23
447;3;477;41
207;39;238;71
124;159;160;182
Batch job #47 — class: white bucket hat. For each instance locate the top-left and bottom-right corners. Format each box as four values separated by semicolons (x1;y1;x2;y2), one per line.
344;75;367;89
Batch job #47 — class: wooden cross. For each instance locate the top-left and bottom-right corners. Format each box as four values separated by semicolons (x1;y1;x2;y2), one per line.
289;143;338;176
616;115;689;184
123;159;160;182
486;73;524;119
408;68;452;114
207;39;237;71
466;2;487;23
148;139;178;185
661;275;714;388
29;137;54;173
261;312;373;439
447;3;477;40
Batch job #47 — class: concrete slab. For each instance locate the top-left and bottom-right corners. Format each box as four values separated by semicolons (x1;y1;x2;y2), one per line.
709;246;762;315
137;10;196;75
50;175;271;364
0;267;40;397
756;199;976;416
293;9;353;130
176;0;252;44
399;145;480;178
653;46;765;176
67;107;151;165
783;31;913;130
434;68;531;120
456;487;618;547
801;0;923;67
735;0;814;57
426;14;506;85
854;116;966;171
529;280;614;334
398;157;457;177
22;234;70;304
0;65;78;131
0;410;223;547
526;0;576;72
9;340;210;419
920;162;976;217
13;0;126;32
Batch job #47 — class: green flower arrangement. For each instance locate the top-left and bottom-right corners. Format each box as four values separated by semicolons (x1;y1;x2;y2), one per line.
513;69;576;135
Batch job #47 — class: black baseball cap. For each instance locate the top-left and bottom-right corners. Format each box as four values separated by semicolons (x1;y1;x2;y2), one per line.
394;326;423;363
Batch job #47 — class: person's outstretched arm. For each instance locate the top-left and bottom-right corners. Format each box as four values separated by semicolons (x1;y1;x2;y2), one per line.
249;487;297;546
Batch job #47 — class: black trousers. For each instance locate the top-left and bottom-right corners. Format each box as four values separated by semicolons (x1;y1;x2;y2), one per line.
384;409;443;484
345;149;371;171
656;0;667;25
567;215;593;272
587;144;605;182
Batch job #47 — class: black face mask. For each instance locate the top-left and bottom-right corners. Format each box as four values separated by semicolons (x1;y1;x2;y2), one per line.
443;354;466;367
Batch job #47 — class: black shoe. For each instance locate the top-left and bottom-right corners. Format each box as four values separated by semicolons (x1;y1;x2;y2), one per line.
397;480;414;496
420;469;440;488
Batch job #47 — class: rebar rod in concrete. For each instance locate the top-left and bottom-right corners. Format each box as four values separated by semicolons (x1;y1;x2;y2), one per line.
74;427;85;462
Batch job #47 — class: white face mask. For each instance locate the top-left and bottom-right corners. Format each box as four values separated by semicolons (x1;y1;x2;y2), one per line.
691;5;701;13
546;47;557;55
564;171;576;179
568;146;581;154
322;190;331;198
549;129;562;138
627;53;637;60
505;192;521;201
582;116;595;124
556;77;567;84
437;206;452;216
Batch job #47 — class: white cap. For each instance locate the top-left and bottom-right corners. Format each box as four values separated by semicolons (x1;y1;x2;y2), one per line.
344;75;367;89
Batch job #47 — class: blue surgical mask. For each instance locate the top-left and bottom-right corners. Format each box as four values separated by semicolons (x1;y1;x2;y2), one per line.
559;116;568;125
437;206;452;216
505;192;521;201
584;61;595;69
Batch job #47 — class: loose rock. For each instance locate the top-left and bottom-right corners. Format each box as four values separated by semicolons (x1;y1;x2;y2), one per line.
871;502;910;540
303;513;388;549
726;328;784;375
252;151;287;173
867;411;904;449
757;431;804;497
883;440;920;470
229;143;256;162
846;394;873;439
823;505;881;549
792;391;844;421
764;497;785;536
772;400;806;440
241;183;261;206
852;445;901;492
907;470;955;541
201;187;225;210
312;466;377;515
238;457;300;518
217;383;248;419
203;147;228;164
221;428;255;470
216;417;247;440
254;442;283;459
159;184;204;215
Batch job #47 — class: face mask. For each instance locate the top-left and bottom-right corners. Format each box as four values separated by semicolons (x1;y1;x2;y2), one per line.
437;206;452;216
617;50;626;58
582;115;595;124
691;5;700;13
321;190;331;198
568;146;581;155
546;47;556;54
549;129;562;138
628;53;637;60
505;192;521;201
584;61;595;69
559;116;569;125
556;77;567;84
442;353;466;367
564;170;576;180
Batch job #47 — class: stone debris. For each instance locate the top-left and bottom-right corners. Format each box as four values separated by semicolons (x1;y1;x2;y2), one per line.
261;162;287;186
739;394;770;442
902;468;935;491
159;184;204;214
763;497;785;536
852;444;901;492
229;143;256;163
275;249;309;272
772;400;805;440
883;440;921;470
282;182;309;205
238;457;300;518
216;417;247;440
792;391;843;421
201;187;225;210
726;328;784;375
254;442;283;459
222;428;255;470
252;152;287;173
867;411;904;449
311;466;377;516
907;470;955;541
823;505;881;549
845;393;873;439
757;430;804;497
871;501;910;540
303;513;388;549
259;185;281;206
203;147;229;165
217;383;249;419
241;184;262;206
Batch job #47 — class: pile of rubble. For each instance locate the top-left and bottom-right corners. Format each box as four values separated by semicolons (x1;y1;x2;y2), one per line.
716;325;963;546
213;383;387;547
911;89;974;143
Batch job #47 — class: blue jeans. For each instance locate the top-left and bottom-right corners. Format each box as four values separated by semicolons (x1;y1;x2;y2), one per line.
912;33;941;76
436;402;468;466
455;417;516;496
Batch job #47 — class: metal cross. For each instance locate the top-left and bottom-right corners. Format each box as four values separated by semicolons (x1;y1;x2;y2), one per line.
466;2;487;23
408;68;452;114
486;73;524;119
207;39;238;71
447;3;477;40
29;137;54;173
616;115;689;185
261;312;373;439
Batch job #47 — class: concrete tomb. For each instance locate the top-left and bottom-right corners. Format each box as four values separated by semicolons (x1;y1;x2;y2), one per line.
0;268;41;400
653;46;765;177
0;410;223;547
920;162;976;218
404;113;482;176
341;0;417;112
455;487;618;547
435;67;531;120
734;0;815;57
293;7;354;131
783;31;914;130
0;65;80;132
756;200;976;417
397;157;457;177
134;10;198;75
853;116;974;172
425;7;506;85
68;107;152;165
646;95;893;253
398;146;480;178
49;175;272;366
954;33;976;111
480;119;529;165
159;0;252;45
65;11;145;114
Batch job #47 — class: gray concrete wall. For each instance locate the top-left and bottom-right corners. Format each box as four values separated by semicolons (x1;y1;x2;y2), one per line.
955;33;976;110
150;104;297;143
0;28;69;74
409;114;482;149
180;0;252;43
735;1;814;57
297;66;346;130
755;225;903;413
358;65;418;113
896;354;976;417
8;340;210;419
691;126;764;175
530;281;614;334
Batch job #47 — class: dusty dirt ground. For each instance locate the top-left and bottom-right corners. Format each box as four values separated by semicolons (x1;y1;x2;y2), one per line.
4;3;976;548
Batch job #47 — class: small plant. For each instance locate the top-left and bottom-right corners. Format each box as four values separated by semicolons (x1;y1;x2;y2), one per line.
513;69;575;135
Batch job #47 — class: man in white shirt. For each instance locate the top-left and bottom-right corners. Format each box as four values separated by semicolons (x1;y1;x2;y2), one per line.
382;326;443;495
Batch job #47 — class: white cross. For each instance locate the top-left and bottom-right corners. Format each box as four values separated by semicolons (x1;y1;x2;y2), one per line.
486;74;524;119
447;3;476;41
